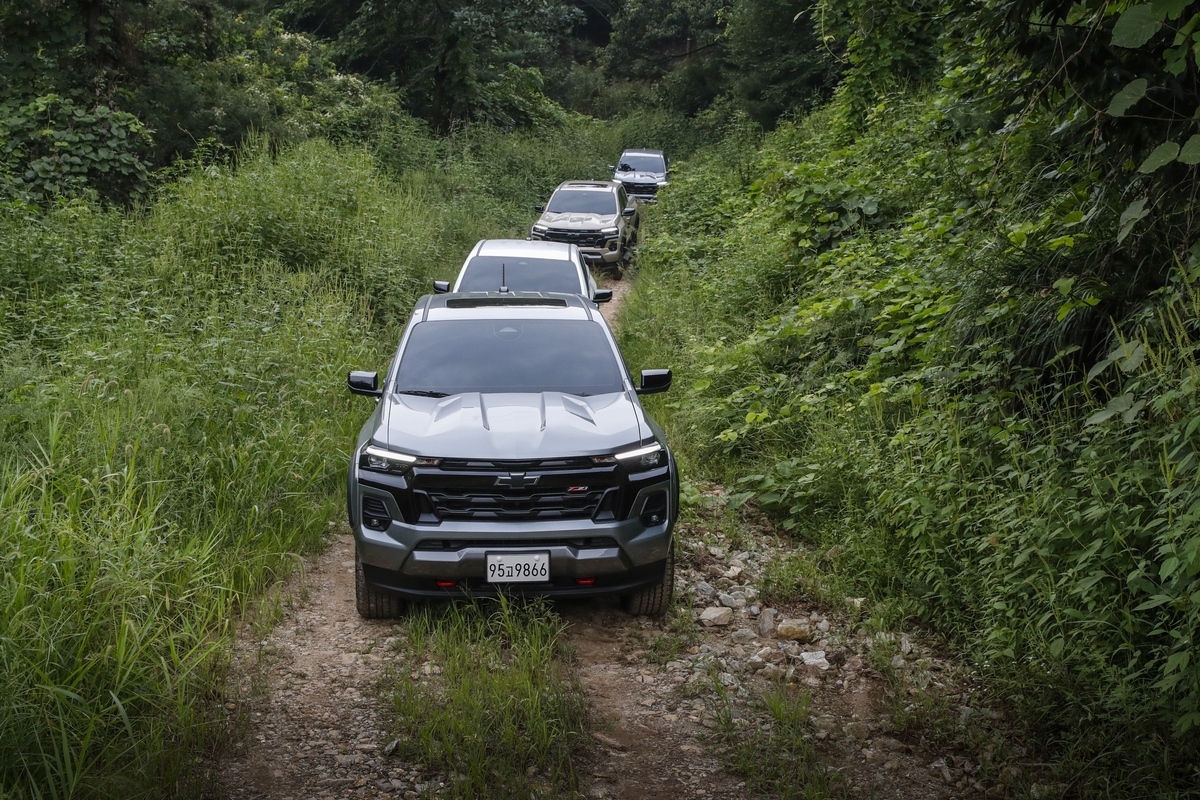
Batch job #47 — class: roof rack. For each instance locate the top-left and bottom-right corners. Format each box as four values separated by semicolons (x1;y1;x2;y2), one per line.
444;297;569;309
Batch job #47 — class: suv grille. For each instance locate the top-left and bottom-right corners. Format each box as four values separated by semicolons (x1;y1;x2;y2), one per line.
425;487;612;521
625;182;659;196
411;461;620;523
543;228;606;248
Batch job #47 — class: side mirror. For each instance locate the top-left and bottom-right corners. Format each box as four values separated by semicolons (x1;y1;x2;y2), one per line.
622;206;636;217
593;289;613;304
433;280;450;293
348;370;382;397
534;204;545;213
636;369;672;395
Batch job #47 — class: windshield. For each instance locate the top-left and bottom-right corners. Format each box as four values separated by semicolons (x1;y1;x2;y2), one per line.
546;189;617;215
394;320;624;396
617;154;665;172
458;256;582;294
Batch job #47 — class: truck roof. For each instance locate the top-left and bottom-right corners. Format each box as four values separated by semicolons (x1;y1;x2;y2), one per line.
419;292;596;322
475;239;575;260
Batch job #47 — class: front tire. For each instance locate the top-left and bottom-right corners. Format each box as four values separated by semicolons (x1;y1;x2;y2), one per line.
622;543;674;617
355;549;405;619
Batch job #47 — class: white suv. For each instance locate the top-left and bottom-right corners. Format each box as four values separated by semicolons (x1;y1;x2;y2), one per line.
435;239;611;304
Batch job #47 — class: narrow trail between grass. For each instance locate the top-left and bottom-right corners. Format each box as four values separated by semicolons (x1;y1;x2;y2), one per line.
212;276;1003;800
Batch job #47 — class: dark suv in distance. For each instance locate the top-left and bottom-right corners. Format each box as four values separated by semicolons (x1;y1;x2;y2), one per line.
346;292;678;618
611;149;669;203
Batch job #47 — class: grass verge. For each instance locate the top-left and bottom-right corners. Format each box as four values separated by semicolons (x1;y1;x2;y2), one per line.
386;598;588;800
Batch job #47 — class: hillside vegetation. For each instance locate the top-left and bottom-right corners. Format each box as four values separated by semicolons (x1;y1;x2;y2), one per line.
619;2;1200;791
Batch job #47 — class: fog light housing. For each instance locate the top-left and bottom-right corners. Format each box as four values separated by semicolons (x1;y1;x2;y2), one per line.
639;491;668;526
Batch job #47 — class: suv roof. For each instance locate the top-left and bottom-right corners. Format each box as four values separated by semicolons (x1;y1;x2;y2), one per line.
475;239;576;260
555;181;620;192
419;291;597;323
621;148;664;156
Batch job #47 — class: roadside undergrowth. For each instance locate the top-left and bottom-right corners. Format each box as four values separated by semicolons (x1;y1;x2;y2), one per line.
385;598;588;800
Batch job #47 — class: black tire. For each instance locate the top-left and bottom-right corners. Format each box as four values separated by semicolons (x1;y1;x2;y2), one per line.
355;550;405;619
622;542;674;617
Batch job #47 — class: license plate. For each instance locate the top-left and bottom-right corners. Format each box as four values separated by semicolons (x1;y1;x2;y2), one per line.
486;552;550;583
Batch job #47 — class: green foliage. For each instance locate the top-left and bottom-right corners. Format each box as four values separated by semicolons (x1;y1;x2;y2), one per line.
279;0;583;130
0;96;152;204
620;84;1200;789
387;599;587;799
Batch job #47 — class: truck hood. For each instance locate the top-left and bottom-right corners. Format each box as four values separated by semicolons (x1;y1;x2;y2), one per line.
538;211;619;230
375;391;643;460
615;171;665;184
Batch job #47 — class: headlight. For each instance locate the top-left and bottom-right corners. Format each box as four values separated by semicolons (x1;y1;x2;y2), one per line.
360;444;439;473
594;442;664;468
600;227;619;235
532;224;548;232
657;180;669;187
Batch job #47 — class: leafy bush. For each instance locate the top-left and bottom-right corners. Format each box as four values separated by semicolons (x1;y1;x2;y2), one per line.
619;88;1200;790
0;96;152;204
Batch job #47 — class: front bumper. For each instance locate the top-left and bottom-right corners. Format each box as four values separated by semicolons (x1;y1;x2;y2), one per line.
354;513;672;598
528;230;622;263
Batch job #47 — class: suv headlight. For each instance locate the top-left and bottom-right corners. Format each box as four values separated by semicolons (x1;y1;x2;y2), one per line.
657;180;669;186
593;442;664;468
532;224;548;232
600;226;619;235
360;444;440;473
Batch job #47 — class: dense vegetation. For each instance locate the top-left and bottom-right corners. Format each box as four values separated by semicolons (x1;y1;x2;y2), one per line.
6;0;1200;795
619;0;1200;792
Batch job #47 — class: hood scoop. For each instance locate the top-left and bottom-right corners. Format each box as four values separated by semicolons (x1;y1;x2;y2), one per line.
560;395;596;426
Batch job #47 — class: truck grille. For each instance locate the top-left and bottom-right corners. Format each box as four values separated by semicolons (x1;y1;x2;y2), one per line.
542;229;606;248
424;487;610;521
625;182;659;196
411;461;620;523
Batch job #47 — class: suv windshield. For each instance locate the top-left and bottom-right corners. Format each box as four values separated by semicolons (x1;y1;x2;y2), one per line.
617;154;665;172
458;256;581;294
546;189;617;215
394;320;624;396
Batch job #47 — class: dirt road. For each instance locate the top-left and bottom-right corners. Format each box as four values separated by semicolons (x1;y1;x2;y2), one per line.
212;277;1002;800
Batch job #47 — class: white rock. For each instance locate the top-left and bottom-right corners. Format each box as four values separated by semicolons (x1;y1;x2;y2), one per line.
699;607;734;626
718;592;738;609
817;620;831;633
800;650;830;670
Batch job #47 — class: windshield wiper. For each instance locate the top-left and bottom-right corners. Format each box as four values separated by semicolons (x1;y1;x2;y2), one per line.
396;389;450;398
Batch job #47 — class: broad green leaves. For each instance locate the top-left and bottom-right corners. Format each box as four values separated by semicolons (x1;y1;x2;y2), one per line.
1179;134;1200;163
1118;197;1151;241
1108;78;1149;115
1140;141;1182;172
1112;5;1164;47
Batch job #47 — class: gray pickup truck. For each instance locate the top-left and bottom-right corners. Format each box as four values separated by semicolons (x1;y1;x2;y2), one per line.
528;181;639;268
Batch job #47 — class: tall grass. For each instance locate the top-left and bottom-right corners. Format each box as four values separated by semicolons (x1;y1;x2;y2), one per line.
0;127;571;796
387;599;587;800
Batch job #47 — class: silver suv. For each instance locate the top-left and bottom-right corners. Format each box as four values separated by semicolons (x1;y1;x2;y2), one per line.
611;149;669;203
346;293;678;618
434;239;611;304
529;181;639;268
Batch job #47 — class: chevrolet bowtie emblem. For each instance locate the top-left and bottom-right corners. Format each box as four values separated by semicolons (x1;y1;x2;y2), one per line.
496;473;539;488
